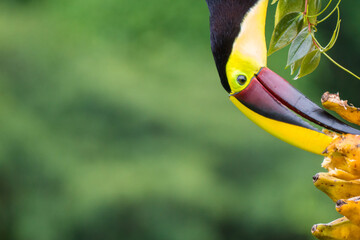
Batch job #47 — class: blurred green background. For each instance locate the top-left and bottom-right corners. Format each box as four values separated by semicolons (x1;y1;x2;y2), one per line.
1;0;360;239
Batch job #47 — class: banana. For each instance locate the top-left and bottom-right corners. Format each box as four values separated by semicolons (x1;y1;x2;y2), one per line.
336;197;360;227
313;172;360;202
312;217;360;240
322;134;360;180
322;92;360;126
312;93;360;239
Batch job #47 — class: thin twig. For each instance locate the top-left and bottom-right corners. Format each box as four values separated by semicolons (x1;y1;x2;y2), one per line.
318;0;342;24
322;52;360;80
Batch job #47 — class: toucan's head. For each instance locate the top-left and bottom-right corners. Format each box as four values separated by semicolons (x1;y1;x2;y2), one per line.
206;0;360;155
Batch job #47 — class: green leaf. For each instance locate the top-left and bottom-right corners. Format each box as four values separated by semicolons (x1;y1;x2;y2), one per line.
275;0;305;26
271;0;278;4
268;12;303;55
290;57;303;75
295;50;321;79
286;27;313;67
307;0;321;25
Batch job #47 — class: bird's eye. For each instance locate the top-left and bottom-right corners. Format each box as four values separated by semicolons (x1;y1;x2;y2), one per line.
236;75;247;85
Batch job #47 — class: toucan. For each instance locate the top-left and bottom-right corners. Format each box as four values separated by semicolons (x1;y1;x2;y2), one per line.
205;0;360;155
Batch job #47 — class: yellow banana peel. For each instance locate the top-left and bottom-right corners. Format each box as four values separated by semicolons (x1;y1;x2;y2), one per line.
312;217;360;240
322;134;360;180
336;197;360;227
322;92;360;126
313;172;360;202
312;93;360;240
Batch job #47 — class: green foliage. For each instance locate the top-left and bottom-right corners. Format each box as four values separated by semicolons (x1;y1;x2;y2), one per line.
295;49;321;79
268;12;303;55
270;0;360;80
287;27;313;67
274;0;305;26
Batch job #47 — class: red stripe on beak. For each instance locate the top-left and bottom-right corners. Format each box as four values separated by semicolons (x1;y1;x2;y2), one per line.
255;68;360;135
232;77;319;131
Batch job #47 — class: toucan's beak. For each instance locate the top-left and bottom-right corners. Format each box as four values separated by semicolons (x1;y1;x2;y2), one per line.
230;67;360;155
206;0;359;154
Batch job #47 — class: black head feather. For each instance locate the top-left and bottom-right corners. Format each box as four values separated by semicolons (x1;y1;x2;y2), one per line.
205;0;259;92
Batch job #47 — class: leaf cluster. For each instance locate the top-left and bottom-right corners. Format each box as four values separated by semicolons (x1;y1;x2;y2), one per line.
269;0;352;80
